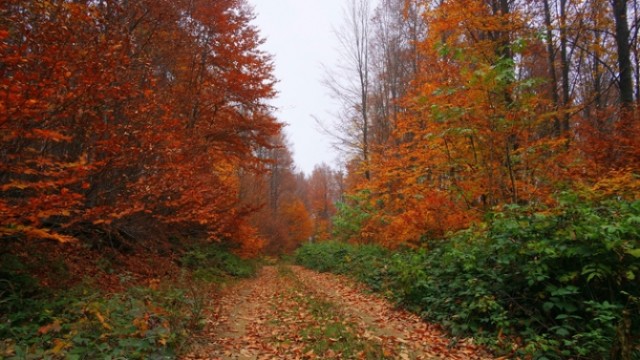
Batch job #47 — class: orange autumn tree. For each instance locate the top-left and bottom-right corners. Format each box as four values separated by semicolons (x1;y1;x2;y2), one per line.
308;163;340;241
0;0;281;252
329;0;640;248
239;134;314;254
338;0;566;247
1;0;144;242
125;0;281;247
279;198;313;248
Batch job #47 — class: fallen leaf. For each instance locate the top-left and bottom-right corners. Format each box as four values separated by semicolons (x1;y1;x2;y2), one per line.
38;320;62;335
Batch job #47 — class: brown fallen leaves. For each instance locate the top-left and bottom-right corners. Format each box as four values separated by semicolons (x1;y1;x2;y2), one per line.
292;266;492;359
182;266;494;360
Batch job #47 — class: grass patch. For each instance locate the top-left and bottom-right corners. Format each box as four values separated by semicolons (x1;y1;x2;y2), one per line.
299;296;385;358
276;266;387;358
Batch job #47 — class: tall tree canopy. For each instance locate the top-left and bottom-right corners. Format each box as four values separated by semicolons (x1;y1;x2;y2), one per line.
0;0;282;252
324;0;640;247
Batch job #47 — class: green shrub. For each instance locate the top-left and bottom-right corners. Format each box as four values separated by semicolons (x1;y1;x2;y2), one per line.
332;191;373;242
0;277;189;359
294;241;351;273
295;193;640;359
1;242;259;359
180;242;257;280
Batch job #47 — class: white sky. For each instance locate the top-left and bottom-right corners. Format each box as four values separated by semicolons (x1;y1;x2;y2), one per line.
249;0;343;175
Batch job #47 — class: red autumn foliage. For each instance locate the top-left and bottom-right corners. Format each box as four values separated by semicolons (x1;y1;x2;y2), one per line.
0;0;281;253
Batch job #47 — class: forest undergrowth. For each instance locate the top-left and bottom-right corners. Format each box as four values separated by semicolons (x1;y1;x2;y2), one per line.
296;191;640;360
0;240;259;359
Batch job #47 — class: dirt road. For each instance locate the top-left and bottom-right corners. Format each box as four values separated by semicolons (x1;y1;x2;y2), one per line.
183;265;492;359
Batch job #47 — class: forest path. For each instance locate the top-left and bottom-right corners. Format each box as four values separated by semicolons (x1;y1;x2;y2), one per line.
182;265;492;360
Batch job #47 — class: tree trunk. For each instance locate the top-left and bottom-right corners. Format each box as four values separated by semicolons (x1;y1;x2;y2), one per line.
542;0;562;135
612;0;635;107
559;0;571;131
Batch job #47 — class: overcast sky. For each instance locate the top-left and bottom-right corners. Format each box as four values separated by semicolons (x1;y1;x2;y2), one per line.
249;0;344;175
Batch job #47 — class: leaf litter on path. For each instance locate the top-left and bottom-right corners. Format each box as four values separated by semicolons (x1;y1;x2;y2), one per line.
182;265;494;360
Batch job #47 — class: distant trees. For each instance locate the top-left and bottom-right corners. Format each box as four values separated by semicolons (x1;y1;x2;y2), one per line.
308;163;342;240
240;141;344;252
240;134;312;254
